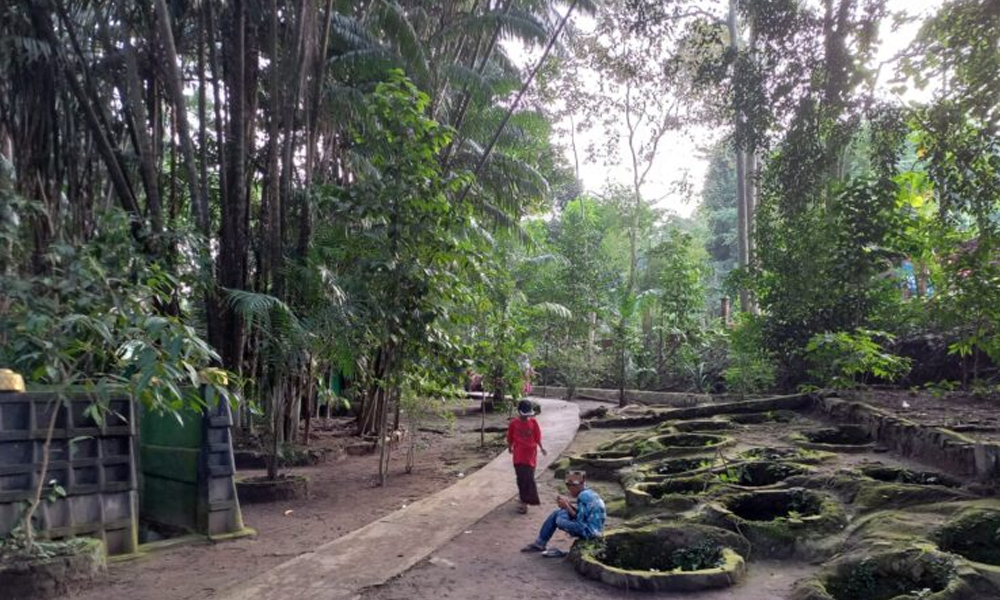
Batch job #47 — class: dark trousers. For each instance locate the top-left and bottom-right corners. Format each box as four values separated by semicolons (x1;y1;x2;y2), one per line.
514;464;540;505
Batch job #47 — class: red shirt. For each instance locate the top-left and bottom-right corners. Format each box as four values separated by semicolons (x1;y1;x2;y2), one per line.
507;417;542;468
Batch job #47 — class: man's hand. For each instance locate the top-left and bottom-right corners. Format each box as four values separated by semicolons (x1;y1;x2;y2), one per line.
541;448;548;456
507;446;512;454
556;495;570;510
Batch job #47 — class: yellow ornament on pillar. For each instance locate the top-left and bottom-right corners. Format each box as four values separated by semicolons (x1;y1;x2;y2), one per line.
0;368;26;392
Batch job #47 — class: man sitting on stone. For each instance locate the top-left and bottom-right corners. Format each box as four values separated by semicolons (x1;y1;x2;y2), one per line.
521;470;605;557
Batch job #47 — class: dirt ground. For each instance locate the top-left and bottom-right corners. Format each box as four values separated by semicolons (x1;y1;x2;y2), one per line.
68;403;514;600
860;388;1000;442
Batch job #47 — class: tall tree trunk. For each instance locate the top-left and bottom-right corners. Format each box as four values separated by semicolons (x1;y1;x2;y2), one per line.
728;0;751;313
118;35;164;238
153;0;210;235
217;0;249;372
27;3;141;230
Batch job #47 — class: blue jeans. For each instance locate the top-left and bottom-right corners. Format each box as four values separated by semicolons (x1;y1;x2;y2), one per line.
535;509;587;546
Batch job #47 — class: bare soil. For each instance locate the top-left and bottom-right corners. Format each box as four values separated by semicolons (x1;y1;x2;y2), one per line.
68;404;513;600
860;389;1000;442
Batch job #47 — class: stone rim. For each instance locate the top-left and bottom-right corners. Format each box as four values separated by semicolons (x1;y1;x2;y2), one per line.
570;524;749;592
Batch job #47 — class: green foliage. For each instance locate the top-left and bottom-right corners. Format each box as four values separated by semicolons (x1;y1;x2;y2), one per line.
321;70;471;370
0;192;232;550
0;206;233;416
724;314;777;396
805;329;912;388
668;540;725;572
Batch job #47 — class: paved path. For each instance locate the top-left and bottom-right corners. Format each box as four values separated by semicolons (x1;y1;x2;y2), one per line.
218;397;580;600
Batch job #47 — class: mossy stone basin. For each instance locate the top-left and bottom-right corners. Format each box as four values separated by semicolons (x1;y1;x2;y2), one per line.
704;488;846;558
792;548;972;600
625;475;716;511
570;523;749;592
794;425;875;453
633;433;735;460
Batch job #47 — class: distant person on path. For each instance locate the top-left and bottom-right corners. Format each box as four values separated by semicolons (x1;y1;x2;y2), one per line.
507;399;547;514
521;470;605;557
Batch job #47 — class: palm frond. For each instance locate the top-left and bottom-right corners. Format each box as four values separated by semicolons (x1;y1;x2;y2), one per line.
530;301;573;320
370;0;431;87
329;12;381;53
225;289;304;339
329;48;401;82
435;9;549;47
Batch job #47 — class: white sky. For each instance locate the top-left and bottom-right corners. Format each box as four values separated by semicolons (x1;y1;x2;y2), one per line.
512;0;946;218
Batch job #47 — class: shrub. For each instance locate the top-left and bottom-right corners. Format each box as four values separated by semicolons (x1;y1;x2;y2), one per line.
805;328;912;388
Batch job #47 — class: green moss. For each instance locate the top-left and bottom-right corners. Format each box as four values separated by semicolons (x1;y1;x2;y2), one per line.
937;509;1000;566
633;433;733;459
854;481;969;511
605;498;629;518
823;553;956;600
706;488;846;557
596;537;725;573
860;464;960;488
714;461;810;487
738;446;833;464
802;425;871;446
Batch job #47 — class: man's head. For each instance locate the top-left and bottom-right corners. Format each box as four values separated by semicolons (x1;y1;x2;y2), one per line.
517;400;533;420
565;470;587;497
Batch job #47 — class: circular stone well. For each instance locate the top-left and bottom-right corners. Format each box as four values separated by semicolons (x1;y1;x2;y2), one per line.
714;461;811;489
646;456;719;477
565;450;634;480
793;549;966;600
795;425;875;453
859;463;961;488
739;446;832;464
597;431;650;452
705;488;846;558
570;524;749;592
625;475;715;510
729;410;798;424
936;509;1000;566
671;419;736;433
633;433;734;459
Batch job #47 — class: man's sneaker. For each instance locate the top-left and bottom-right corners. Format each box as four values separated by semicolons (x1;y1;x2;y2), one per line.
520;542;545;552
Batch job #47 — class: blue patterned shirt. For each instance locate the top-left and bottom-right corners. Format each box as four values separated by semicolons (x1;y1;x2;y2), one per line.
575;488;606;539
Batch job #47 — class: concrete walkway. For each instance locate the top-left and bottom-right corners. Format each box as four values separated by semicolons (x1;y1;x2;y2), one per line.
218;397;580;600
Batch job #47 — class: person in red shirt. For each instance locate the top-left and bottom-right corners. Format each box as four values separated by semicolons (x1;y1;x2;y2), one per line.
507;400;548;514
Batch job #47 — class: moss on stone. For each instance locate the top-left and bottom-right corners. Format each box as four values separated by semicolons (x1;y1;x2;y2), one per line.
728;410;798;424
570;523;749;592
853;481;973;511
859;463;961;488
936;509;1000;566
605;498;628;518
792;425;876;453
625;475;718;511
738;446;835;464
712;461;812;489
670;419;736;433
632;433;735;460
792;548;976;600
703;488;847;558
